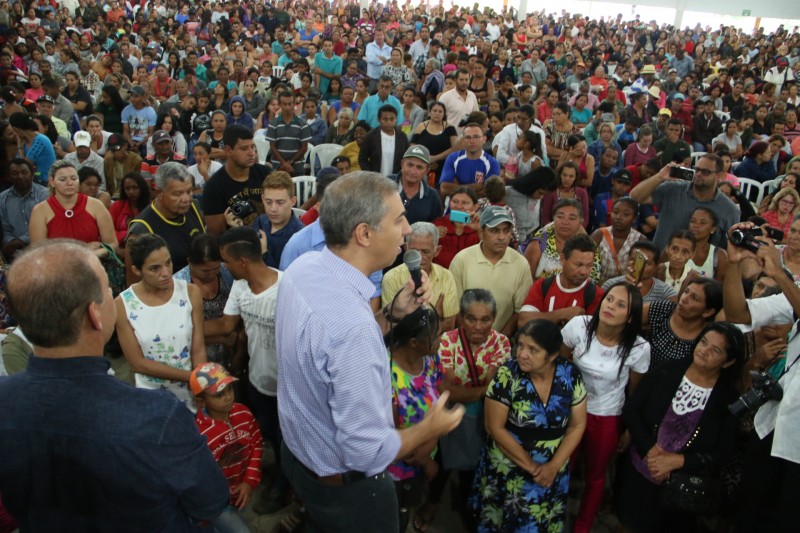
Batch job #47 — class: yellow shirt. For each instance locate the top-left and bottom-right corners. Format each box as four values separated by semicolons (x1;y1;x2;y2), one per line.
338;141;362;171
381;263;459;319
449;243;533;332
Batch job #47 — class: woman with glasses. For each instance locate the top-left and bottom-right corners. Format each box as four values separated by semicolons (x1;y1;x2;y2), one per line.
762;188;800;239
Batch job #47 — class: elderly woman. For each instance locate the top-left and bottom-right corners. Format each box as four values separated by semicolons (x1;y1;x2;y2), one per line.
29;161;117;252
618;322;744;533
116;234;207;408
174;234;234;369
471;318;587;532
324;107;355;145
432;289;511;530
421;58;445;102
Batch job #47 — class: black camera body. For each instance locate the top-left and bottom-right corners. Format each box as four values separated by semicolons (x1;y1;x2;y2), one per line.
230;200;256;219
729;371;784;417
669;166;695;181
729;227;785;253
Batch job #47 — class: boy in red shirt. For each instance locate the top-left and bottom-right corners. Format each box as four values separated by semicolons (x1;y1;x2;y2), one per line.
191;363;263;530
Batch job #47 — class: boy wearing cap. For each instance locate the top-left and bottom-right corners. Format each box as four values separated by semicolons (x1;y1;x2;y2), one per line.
191;362;263;527
204;226;288;513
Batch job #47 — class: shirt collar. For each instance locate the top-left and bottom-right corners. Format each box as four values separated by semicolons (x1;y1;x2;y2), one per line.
26;355;111;377
476;243;510;264
320;247;375;300
310;219;326;247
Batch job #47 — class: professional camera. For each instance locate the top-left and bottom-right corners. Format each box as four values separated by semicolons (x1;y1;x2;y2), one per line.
728;371;784;417
230;200;256;219
729;226;785;254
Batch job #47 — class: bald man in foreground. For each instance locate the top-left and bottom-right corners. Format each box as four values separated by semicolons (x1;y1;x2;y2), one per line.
0;240;229;531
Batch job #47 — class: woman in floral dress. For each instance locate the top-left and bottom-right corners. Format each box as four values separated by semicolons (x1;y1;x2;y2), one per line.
386;306;442;533
471;319;587;532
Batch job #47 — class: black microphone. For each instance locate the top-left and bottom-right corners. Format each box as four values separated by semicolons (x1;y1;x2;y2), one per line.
403;250;423;291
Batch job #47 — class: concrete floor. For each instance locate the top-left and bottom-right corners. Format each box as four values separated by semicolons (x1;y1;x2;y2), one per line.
106;355;622;533
240;463;623;533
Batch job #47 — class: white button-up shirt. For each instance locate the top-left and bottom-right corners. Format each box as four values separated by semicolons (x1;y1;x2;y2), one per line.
741;295;800;464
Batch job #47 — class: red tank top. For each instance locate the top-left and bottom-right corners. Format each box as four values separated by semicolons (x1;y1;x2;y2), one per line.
46;194;101;243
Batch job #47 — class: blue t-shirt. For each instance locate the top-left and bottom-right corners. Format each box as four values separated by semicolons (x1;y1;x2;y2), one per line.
26;133;56;185
439;150;501;186
121;104;158;142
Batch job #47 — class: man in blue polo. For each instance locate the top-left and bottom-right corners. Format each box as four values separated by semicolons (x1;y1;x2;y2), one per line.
439;122;500;197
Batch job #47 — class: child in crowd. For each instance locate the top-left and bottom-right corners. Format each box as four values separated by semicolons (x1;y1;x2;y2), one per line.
514;129;544;178
191;362;263;531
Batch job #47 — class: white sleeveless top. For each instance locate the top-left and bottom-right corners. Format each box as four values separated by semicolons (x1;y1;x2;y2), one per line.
120;279;194;406
688;244;716;278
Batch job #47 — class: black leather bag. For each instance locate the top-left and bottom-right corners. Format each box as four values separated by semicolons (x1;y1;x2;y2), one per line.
660;471;721;515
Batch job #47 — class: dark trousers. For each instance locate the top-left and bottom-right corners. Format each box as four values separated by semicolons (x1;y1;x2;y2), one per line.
736;432;800;532
246;382;288;493
281;442;399;533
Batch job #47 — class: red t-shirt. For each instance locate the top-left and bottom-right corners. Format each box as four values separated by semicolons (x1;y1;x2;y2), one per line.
521;275;604;315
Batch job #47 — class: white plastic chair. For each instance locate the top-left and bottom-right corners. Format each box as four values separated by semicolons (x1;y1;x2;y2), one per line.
272;65;285;78
308;143;344;176
737;177;764;205
761;176;783;197
690;151;708;167
714;110;731;122
292;175;316;206
254;135;270;165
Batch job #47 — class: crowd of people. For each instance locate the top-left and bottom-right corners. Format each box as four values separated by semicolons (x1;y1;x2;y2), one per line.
0;1;799;532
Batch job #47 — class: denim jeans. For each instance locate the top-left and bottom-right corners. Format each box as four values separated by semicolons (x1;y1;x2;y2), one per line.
212;506;250;533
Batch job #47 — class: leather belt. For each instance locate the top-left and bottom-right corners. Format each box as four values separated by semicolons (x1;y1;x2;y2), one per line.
316;471;368;486
303;463;385;486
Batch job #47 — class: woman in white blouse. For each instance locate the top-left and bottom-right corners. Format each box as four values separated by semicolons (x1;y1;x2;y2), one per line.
561;281;651;533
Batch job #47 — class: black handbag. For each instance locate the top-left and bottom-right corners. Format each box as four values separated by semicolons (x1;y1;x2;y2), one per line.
660;471;721;515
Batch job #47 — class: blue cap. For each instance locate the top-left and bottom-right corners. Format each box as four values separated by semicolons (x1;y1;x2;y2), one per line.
673;92;686;101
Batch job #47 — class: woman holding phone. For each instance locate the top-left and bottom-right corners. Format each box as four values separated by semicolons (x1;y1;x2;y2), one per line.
433;187;481;269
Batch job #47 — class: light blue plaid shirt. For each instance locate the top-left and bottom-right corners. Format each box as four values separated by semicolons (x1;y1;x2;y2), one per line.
276;247;401;476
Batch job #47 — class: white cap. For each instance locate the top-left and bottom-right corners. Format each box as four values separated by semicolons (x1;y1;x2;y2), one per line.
74;131;91;148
